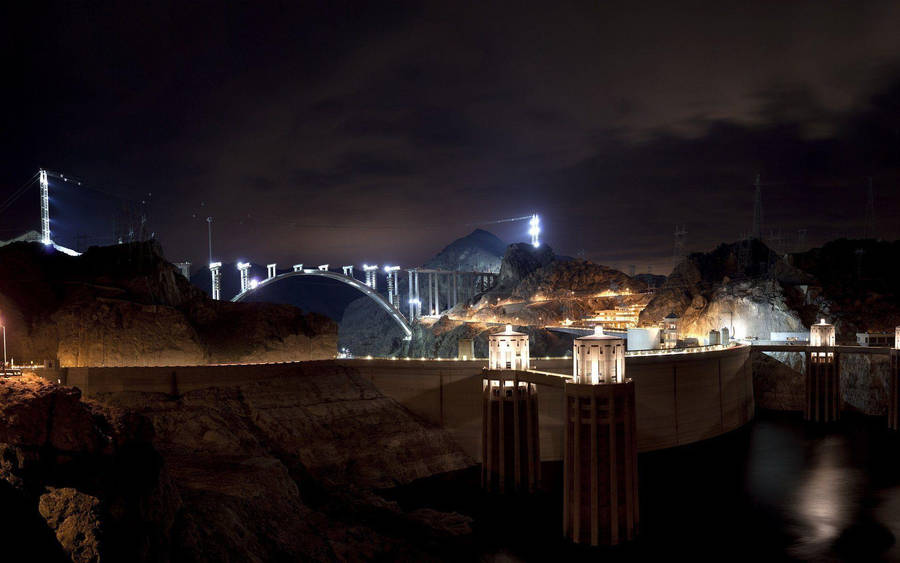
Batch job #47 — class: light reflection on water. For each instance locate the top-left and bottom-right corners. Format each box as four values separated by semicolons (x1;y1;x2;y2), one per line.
386;412;900;561
789;436;862;559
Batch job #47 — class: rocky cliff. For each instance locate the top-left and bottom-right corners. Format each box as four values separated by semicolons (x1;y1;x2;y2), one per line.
460;243;649;328
790;238;900;337
423;229;506;273
0;241;337;366
640;239;817;340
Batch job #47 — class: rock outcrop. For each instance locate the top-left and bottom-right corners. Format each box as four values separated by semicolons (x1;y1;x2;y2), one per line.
423;229;506;273
641;239;816;340
0;375;181;561
0;241;337;366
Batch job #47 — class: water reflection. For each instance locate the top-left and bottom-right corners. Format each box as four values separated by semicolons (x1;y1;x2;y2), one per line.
385;412;900;561
790;435;862;559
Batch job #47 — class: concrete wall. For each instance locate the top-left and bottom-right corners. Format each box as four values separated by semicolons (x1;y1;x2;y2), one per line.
41;346;753;460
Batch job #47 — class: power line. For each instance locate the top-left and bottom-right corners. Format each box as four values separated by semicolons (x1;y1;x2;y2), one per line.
0;172;39;216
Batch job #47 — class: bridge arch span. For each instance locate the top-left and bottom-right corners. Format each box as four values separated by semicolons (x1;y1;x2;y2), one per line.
231;270;412;339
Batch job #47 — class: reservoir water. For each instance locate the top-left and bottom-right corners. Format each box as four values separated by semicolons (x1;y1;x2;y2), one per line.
386;411;900;561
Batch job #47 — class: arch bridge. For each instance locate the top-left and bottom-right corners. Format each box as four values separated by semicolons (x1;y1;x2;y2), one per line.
221;263;499;340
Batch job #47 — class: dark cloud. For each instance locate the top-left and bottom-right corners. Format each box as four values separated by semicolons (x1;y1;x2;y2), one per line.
3;1;900;273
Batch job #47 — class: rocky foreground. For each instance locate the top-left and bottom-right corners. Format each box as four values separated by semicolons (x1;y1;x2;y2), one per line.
0;367;474;561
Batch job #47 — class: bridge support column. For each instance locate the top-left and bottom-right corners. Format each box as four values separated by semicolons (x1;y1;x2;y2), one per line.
805;349;840;423
209;262;222;300
563;380;639;546
482;370;540;494
408;270;414;321
237;262;251;293
267;263;277;279
889;349;900;430
433;273;440;314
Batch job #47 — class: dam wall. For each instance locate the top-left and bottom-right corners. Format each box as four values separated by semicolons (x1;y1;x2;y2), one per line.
35;345;753;458
36;346;754;460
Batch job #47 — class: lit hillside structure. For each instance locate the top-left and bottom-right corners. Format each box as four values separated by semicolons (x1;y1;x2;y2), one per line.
573;326;625;384
488;325;529;370
564;325;638;546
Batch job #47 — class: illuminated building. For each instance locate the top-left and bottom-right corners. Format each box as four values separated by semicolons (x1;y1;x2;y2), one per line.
564;325;638;546
662;312;680;348
806;319;839;423
573;326;625;384
856;332;895;347
488;325;529;370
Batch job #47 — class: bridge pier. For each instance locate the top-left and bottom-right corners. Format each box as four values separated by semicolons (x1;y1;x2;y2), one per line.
209;262;222;300
482;370;541;494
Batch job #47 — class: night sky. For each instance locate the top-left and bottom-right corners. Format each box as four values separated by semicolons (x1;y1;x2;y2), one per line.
5;1;900;275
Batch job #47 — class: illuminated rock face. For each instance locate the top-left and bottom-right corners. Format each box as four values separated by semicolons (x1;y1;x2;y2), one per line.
0;240;337;366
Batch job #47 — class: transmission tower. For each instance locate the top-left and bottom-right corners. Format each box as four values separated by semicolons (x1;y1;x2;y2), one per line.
673;224;687;266
39;169;50;244
863;177;876;239
751;173;763;240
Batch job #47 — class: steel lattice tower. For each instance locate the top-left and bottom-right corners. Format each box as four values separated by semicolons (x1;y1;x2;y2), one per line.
39;169;50;244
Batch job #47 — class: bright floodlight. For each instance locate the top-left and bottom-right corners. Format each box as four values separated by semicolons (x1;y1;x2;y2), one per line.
249;278;259;289
529;214;541;247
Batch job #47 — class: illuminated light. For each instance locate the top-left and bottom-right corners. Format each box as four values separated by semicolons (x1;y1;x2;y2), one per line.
249;278;259;289
529;214;541;247
318;264;329;271
39;169;51;245
237;262;251;293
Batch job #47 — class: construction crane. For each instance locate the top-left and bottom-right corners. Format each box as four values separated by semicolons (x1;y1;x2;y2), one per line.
471;213;542;247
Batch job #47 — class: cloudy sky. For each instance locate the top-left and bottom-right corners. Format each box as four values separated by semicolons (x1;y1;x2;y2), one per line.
5;1;900;274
